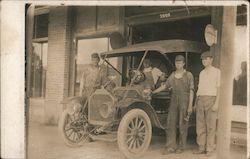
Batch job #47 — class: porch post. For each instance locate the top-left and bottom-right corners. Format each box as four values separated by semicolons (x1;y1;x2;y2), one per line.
216;6;237;159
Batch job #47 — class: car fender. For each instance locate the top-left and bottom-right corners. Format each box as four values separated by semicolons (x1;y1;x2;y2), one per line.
117;99;165;129
60;96;86;111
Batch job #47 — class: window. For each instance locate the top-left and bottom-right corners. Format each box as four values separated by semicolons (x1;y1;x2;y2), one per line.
30;10;48;97
75;38;116;95
237;5;247;26
33;13;49;39
30;42;48;97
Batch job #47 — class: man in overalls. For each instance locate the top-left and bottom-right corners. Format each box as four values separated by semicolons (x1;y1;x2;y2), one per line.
80;53;105;97
153;55;194;154
140;58;164;90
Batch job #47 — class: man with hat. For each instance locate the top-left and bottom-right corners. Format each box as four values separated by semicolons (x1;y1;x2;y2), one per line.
140;58;164;90
153;55;194;154
80;53;106;96
193;51;221;156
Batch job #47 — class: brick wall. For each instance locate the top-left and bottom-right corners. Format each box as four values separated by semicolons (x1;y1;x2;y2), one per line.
44;7;73;125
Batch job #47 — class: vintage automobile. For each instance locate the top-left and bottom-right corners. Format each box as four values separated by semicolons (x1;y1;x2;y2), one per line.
58;39;209;158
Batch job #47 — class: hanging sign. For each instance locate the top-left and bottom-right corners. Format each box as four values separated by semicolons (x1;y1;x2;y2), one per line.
204;24;217;46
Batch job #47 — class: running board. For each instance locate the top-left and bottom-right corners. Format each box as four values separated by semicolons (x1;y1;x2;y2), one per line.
90;133;117;142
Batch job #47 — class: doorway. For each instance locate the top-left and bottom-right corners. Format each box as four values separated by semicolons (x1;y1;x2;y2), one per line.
129;16;211;44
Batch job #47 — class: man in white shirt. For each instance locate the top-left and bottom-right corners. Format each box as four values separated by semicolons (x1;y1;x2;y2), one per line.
140;58;164;90
194;51;221;157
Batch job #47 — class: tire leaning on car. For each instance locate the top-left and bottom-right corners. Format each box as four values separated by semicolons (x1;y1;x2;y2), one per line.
117;108;152;159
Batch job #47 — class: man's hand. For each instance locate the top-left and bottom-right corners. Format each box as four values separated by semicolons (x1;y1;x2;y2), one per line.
193;98;198;113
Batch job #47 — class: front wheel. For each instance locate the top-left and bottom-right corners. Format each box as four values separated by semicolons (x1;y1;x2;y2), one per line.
117;109;152;159
58;109;90;147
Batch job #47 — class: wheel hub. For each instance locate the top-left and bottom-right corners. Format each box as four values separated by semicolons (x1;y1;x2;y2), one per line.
132;129;139;138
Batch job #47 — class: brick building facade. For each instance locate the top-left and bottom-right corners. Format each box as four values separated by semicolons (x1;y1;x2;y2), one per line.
28;6;247;129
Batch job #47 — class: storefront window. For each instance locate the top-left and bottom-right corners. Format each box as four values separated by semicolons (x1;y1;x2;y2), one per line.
30;42;48;97
232;25;247;106
75;38;116;95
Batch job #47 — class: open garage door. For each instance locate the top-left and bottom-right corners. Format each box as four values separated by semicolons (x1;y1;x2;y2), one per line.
129;16;211;44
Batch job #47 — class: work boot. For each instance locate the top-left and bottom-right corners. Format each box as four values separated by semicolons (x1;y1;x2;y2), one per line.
175;149;184;154
162;147;175;155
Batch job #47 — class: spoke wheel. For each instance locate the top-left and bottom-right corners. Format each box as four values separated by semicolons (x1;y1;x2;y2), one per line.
58;109;90;147
118;109;152;159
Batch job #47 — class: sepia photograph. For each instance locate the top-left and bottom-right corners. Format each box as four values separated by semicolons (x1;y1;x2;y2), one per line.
0;1;249;159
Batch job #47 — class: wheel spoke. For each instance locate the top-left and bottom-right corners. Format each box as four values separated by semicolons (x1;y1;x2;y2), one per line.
67;129;74;137
128;138;135;149
135;139;138;149
137;118;143;129
75;132;80;141
138;138;142;148
126;136;133;144
135;117;139;128
131;119;135;129
126;132;133;136
138;134;145;142
127;125;133;132
65;127;72;132
138;132;146;136
139;125;145;131
72;132;76;141
132;138;137;149
138;138;142;147
73;132;79;142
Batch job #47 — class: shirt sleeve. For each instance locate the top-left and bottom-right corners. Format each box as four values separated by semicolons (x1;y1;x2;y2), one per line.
187;72;194;91
165;72;174;88
196;72;202;96
152;68;163;77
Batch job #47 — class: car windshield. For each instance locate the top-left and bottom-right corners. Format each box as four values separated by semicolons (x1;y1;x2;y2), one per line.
102;51;171;86
102;51;202;87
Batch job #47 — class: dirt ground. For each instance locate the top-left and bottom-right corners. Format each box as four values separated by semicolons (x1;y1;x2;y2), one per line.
27;121;247;159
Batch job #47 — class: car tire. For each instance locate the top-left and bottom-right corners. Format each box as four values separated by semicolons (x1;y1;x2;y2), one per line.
58;109;90;147
117;108;152;159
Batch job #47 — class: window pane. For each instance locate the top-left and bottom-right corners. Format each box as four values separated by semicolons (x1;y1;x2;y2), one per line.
33;13;49;38
31;42;48;97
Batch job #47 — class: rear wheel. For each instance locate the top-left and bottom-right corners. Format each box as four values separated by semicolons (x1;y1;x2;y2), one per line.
117;109;152;159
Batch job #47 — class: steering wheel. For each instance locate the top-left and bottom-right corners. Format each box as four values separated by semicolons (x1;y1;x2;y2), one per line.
128;69;145;84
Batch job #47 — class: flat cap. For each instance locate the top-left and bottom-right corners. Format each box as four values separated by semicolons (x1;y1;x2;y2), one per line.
175;55;185;62
91;53;100;59
201;51;213;59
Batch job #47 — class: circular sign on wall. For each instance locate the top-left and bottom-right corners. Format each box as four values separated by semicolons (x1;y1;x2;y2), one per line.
204;24;217;46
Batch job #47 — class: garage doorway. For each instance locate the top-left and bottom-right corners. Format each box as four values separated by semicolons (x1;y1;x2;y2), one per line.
129;16;211;44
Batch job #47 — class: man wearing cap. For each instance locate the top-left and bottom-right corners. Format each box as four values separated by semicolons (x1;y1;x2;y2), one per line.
193;51;220;156
153;55;194;154
80;53;105;97
140;58;164;90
